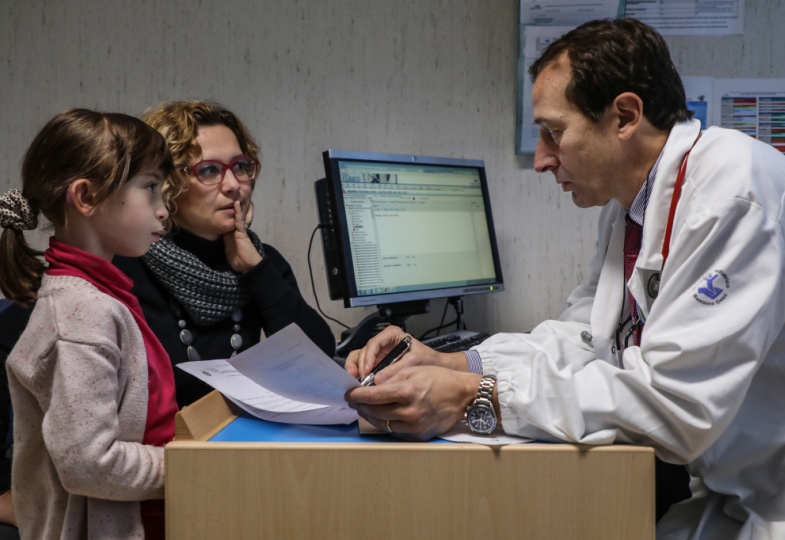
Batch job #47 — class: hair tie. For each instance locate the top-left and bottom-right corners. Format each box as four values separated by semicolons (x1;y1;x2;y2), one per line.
0;189;38;231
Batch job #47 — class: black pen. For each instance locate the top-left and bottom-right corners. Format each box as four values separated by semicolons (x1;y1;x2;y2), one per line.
359;336;412;387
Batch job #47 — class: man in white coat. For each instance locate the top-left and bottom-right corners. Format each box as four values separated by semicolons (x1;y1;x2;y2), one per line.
345;18;785;540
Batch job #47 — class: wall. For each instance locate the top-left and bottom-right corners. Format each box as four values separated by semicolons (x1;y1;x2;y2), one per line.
1;0;783;340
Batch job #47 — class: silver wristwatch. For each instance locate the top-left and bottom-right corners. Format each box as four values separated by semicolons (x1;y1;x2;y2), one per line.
465;375;497;435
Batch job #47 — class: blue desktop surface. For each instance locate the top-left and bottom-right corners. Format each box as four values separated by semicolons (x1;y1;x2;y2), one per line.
209;413;450;444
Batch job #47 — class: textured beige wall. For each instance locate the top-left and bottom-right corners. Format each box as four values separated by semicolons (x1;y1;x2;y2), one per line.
1;0;783;340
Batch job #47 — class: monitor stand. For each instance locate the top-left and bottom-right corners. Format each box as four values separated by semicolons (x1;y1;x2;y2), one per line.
336;300;430;358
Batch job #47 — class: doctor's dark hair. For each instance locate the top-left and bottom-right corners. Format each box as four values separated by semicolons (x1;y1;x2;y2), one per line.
529;18;693;130
0;108;174;305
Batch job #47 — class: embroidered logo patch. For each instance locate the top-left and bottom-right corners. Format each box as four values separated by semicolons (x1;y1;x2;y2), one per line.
693;270;729;305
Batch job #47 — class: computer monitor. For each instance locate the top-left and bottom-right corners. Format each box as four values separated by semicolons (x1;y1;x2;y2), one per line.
317;150;505;312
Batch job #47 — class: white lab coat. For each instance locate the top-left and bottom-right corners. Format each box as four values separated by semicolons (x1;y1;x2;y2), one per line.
475;119;785;539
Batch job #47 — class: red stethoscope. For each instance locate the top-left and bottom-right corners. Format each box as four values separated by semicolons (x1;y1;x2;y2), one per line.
612;132;702;353
646;131;703;300
583;131;704;350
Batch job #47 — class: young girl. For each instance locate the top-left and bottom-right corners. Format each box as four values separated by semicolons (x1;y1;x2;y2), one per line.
0;109;183;539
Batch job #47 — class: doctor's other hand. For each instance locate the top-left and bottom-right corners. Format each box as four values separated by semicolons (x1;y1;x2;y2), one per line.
345;325;468;380
345;365;482;441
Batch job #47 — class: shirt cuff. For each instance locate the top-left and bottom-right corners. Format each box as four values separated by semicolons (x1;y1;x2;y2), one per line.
464;349;483;374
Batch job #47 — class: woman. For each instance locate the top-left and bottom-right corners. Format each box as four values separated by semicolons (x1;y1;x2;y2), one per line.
114;101;336;407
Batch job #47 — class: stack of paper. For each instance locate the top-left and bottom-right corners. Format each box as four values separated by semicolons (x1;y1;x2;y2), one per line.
177;323;531;444
177;324;359;425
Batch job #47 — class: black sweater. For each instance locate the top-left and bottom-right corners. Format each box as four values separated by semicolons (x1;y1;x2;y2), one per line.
114;230;336;407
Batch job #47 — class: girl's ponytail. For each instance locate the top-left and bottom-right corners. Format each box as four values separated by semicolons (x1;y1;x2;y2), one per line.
0;189;45;305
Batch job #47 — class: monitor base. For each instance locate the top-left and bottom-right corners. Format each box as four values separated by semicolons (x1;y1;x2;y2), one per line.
336;300;430;358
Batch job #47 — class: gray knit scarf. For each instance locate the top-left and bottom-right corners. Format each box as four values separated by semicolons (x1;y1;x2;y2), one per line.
142;230;265;325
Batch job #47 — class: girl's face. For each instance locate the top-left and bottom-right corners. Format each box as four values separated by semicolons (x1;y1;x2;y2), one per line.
172;125;254;241
90;170;169;260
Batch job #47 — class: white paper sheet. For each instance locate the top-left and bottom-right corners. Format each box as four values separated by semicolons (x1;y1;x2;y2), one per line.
517;25;574;154
515;0;624;155
437;421;533;446
177;358;358;425
519;0;624;26
626;0;744;36
229;323;360;408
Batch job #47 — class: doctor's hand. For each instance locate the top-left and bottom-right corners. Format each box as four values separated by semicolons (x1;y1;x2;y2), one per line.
345;365;482;441
345;325;469;380
224;199;263;274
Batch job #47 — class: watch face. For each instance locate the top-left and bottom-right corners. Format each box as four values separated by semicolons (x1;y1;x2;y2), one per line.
467;405;496;435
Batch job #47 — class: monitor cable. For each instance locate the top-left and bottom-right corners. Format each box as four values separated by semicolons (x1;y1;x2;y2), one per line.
450;296;466;331
418;299;457;341
307;224;350;330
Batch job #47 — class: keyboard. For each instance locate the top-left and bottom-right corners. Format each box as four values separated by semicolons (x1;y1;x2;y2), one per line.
423;330;490;353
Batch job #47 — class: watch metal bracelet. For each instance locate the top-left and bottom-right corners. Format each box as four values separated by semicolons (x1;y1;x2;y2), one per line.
477;374;496;401
470;375;496;410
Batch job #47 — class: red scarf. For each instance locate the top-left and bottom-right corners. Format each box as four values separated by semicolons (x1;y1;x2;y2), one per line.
45;238;175;539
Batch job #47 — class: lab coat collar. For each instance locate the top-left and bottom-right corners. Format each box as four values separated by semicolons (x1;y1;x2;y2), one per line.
629;119;702;320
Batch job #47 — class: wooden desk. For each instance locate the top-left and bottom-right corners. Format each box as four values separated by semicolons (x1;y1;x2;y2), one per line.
166;391;654;540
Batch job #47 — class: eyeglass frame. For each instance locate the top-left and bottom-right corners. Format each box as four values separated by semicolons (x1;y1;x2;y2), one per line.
181;155;260;185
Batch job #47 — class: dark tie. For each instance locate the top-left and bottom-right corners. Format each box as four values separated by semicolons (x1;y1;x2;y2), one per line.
624;214;643;346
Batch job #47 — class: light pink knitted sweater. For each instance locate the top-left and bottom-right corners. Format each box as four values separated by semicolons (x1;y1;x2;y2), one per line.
7;275;164;539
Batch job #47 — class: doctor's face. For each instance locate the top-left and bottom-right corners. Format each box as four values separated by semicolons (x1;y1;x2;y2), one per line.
532;54;625;209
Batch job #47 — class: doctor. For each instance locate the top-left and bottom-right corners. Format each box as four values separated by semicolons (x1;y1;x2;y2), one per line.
345;18;785;539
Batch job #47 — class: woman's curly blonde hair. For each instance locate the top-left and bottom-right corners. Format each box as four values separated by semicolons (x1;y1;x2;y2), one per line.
140;101;261;223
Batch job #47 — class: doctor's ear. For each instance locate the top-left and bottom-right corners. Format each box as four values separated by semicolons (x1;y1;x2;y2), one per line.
612;92;644;141
66;179;99;217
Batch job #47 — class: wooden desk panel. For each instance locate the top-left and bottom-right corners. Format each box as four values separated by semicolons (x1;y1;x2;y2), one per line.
166;392;654;540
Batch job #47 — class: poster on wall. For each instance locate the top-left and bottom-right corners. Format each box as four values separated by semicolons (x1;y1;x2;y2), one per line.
626;0;744;36
683;76;714;130
519;0;624;26
516;25;573;155
713;79;785;154
683;77;785;154
516;0;752;155
515;1;624;154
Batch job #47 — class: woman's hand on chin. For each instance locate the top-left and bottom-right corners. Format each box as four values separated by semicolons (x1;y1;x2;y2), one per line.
224;200;263;273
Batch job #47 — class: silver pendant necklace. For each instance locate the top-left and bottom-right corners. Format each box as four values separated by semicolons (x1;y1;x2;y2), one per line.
171;299;244;361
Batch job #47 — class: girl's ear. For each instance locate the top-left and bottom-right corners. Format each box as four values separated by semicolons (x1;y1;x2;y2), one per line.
67;179;98;217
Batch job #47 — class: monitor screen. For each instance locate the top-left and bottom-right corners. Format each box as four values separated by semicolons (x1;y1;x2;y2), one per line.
319;150;504;308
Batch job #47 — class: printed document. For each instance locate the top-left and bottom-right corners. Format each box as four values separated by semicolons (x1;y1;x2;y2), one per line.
177;359;357;425
177;323;359;425
229;323;360;407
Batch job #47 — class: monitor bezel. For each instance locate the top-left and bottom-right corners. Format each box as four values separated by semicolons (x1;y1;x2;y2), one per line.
322;149;505;308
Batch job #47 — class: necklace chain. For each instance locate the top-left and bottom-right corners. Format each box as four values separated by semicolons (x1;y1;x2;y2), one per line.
171;299;243;361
